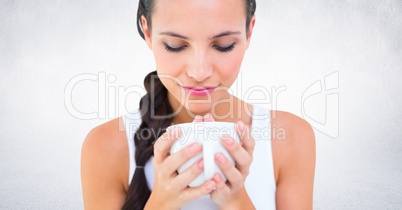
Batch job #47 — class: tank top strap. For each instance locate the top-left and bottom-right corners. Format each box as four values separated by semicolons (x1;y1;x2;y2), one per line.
250;104;271;141
122;110;142;185
245;104;277;209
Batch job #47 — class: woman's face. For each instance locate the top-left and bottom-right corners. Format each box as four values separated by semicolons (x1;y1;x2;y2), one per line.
142;0;255;116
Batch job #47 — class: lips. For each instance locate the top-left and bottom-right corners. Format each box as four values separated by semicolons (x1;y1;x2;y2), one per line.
182;86;217;96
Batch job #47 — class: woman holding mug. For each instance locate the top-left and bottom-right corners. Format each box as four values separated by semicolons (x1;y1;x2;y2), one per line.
81;0;316;209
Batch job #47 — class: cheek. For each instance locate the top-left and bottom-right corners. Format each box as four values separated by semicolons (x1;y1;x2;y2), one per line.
214;51;245;84
154;50;185;94
154;49;184;76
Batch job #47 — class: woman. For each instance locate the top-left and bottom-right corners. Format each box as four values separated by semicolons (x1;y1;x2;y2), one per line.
81;0;316;209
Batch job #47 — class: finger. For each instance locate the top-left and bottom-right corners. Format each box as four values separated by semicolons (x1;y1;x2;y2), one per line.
203;113;215;122
172;158;204;189
236;121;255;156
193;115;203;122
163;142;203;175
153;127;182;164
220;135;252;174
215;152;243;190
211;173;230;196
183;180;216;201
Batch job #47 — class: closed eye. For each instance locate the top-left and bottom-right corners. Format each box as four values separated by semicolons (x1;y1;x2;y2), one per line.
164;42;236;53
213;42;236;53
164;42;187;53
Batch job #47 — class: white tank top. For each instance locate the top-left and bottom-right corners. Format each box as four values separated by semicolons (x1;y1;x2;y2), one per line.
122;104;276;209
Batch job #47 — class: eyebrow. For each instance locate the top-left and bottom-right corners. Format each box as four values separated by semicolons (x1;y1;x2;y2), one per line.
159;31;241;40
212;31;241;39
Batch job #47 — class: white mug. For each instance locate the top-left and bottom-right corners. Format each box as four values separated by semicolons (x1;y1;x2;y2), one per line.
168;122;240;187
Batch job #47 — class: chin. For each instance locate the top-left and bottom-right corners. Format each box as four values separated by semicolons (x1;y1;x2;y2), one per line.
184;103;213;116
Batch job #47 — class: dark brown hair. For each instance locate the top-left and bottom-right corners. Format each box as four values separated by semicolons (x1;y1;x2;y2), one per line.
122;0;256;209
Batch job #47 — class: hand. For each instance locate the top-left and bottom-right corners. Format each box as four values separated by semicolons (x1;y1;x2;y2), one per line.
203;114;255;208
145;116;216;210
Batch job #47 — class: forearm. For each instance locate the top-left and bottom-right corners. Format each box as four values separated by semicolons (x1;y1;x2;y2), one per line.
144;193;180;210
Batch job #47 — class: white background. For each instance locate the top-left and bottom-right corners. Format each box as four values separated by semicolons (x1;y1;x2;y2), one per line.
1;0;401;209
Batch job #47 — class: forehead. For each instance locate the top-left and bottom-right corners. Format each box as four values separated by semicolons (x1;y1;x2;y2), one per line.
151;0;246;37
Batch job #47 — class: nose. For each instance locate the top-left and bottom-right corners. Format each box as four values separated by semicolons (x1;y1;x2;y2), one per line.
186;49;213;82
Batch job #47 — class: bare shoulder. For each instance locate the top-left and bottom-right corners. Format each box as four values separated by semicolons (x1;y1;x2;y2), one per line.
82;117;128;165
81;117;129;210
270;110;315;145
270;110;316;209
269;110;316;180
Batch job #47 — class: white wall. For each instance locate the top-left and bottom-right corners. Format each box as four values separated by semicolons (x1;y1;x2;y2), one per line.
1;0;401;209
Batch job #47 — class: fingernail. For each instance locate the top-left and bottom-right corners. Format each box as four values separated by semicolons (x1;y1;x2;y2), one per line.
206;181;216;190
213;174;221;183
215;153;226;164
204;113;210;119
222;136;234;146
198;159;204;169
190;143;202;153
194;115;202;121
